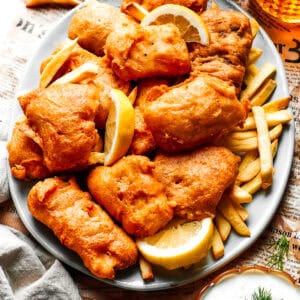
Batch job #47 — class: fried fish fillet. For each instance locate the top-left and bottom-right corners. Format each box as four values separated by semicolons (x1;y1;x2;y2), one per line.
121;0;208;13
7;117;50;180
18;83;100;173
153;146;240;220
41;43;131;129
144;74;247;152
105;22;190;81
129;78;168;155
87;155;174;237
189;5;253;94
27;177;138;279
68;0;136;56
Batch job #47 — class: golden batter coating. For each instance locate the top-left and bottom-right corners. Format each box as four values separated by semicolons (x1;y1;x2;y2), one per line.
144;74;247;153
105;23;190;81
18;83;100;173
7;118;50;180
27;177;138;279
153;146;240;220
87;155;174;237
121;0;208;13
68;0;136;56
189;5;253;94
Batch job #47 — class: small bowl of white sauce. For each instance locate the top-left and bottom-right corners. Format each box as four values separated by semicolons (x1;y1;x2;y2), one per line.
197;265;299;300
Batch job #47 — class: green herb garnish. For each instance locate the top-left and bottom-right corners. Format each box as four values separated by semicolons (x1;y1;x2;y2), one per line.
266;234;290;271
249;287;272;300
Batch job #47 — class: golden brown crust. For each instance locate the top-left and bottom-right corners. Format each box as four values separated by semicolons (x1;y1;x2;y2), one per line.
153;146;240;220
121;0;208;13
18;83;100;173
87;155;174;237
27;176;138;279
144;74;247;152
7;118;50;180
105;23;190;81
68;0;135;56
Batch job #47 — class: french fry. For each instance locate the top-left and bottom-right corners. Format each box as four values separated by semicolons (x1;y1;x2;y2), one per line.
252;106;273;189
226;130;257;140
230;184;253;203
40;38;78;88
139;256;154;280
233;111;290;131
232;201;249;221
123;2;149;22
211;226;225;259
26;0;80;7
51;63;98;85
262;96;290;112
250;79;277;106
240;62;276;101
224;124;282;152
238;150;258;174
237;140;279;183
215;212;231;241
248;47;263;65
241;139;278;194
218;195;250;237
237;158;260;183
250;18;260;38
128;86;138;105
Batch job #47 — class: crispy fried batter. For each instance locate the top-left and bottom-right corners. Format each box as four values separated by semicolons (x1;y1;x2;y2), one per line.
105;23;190;81
144;74;247;152
121;0;208;13
42;43;131;129
129;78;168;155
18;84;100;173
7;118;50;180
87;155;174;237
189;5;253;94
153;146;240;220
68;0;136;56
27;177;138;279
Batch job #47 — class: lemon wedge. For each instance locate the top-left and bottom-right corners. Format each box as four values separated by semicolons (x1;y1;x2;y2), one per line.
141;4;209;44
136;218;214;270
104;89;135;166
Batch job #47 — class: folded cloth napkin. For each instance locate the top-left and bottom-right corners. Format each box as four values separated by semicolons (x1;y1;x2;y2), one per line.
0;225;82;300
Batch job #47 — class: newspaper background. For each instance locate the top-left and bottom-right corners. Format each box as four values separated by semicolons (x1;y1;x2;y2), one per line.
0;0;299;299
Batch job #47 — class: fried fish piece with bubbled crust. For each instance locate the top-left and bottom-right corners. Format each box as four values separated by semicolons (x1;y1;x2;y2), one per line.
144;74;247;153
121;0;208;14
87;155;174;237
153;146;240;220
68;0;136;56
18;83;100;173
27;177;138;279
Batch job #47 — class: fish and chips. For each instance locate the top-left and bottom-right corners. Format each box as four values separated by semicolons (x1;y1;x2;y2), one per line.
7;0;293;281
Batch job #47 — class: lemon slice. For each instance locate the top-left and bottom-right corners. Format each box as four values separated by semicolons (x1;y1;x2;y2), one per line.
141;4;209;44
136;218;214;270
104;89;135;166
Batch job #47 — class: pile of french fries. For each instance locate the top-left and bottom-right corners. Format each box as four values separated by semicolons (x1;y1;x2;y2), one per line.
37;8;292;280
210;21;292;260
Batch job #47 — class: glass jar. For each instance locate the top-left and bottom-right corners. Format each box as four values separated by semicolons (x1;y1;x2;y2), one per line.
249;0;300;64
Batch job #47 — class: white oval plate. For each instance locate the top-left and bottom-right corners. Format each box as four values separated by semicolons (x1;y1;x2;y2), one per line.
8;0;295;291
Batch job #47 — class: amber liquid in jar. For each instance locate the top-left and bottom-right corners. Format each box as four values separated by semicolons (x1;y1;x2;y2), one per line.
254;0;300;24
250;0;300;64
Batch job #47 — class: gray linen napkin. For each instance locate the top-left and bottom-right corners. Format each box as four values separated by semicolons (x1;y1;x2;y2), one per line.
0;225;82;300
